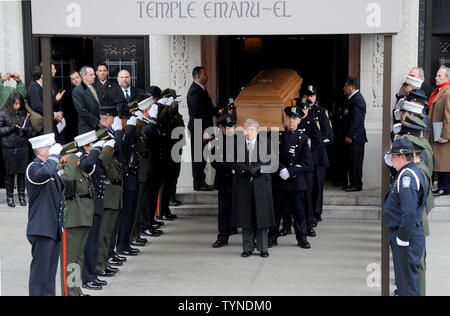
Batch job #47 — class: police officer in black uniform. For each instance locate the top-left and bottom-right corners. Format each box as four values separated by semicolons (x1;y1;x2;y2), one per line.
211;114;236;248
269;106;313;249
383;138;426;296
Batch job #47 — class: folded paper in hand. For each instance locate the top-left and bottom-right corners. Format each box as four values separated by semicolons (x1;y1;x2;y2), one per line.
57;118;66;134
433;122;444;142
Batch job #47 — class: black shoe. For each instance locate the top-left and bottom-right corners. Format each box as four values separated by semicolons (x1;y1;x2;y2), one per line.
18;193;26;206
137;237;148;244
260;252;269;258
152;220;165;227
194;184;213;191
142;229;161;237
212;240;228;248
169;199;182;206
278;228;292;237
307;229;316;237
95;278;107;286
82;281;103;290
130;240;146;247
96;270;115;277
107;257;123;266
117;249;138;256
268;240;278;248
158;215;174;221
80;293;91;296
114;254;127;262
106;266;119;273
433;189;449;197
345;186;362;192
6;196;15;208
298;241;311;249
241;251;253;258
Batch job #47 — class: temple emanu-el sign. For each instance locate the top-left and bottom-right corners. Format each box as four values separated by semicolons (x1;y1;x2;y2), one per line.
31;0;403;35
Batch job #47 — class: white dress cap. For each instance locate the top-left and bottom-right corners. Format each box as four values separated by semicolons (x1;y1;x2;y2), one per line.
75;130;98;147
138;97;155;111
29;133;56;150
405;75;424;88
401;100;424;115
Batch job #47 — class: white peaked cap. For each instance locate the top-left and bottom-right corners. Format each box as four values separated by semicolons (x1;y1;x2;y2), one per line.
75;130;97;147
29;133;56;150
401;100;424;115
405;75;424;88
138;97;155;111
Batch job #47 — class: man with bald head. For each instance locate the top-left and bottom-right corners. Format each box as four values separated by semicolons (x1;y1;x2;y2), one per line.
104;69;145;119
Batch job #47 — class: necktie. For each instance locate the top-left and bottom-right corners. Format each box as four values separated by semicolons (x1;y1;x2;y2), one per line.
248;142;254;163
125;90;130;102
90;86;99;104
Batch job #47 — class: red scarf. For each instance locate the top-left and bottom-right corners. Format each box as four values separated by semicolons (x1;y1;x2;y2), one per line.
428;81;450;109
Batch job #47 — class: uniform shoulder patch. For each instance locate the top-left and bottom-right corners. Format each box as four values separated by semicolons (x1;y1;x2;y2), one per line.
402;176;411;188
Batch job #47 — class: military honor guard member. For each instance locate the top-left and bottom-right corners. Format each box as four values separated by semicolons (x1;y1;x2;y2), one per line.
231;119;275;258
383;138;426;296
211;114;236;248
26;133;65;296
269;107;313;249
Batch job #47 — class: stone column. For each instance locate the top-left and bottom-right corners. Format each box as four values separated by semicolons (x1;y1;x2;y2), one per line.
359;0;420;190
0;1;25;86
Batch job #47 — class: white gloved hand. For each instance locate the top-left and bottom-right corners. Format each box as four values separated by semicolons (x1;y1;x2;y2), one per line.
158;98;169;106
104;140;116;148
149;104;159;118
396;237;409;247
384;153;393;167
93;140;105;148
135;111;144;122
323;139;330;143
279;168;290;180
112;117;122;131
49;143;63;156
127;116;137;127
166;97;174;106
393;109;401;122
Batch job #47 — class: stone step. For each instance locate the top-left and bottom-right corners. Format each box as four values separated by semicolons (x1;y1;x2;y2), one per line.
170;204;381;220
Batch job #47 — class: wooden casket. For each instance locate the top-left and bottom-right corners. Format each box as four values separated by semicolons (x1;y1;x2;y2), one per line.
235;68;303;129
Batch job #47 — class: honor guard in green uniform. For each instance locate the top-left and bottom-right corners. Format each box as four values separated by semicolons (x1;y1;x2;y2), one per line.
58;131;99;296
95;109;126;277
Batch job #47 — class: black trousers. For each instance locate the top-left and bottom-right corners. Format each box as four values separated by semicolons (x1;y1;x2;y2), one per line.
345;143;365;188
217;190;233;242
116;190;138;251
438;172;450;191
108;211;121;259
189;126;207;188
140;174;163;231
82;214;103;283
28;235;60;296
159;162;181;217
312;167;326;221
5;174;25;195
270;190;307;243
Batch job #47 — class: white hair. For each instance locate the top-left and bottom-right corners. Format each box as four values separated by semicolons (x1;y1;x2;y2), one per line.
410;67;425;80
439;66;450;78
244;119;259;128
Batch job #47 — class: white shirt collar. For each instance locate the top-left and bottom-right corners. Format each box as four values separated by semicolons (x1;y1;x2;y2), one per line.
194;81;205;90
348;90;359;99
246;138;257;148
36;81;43;88
100;79;107;85
122;87;131;97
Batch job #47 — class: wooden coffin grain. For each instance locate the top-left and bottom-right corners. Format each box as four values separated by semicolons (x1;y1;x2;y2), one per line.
235;68;303;128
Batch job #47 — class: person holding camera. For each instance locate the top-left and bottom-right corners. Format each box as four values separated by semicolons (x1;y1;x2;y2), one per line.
0;72;27;109
0;93;33;207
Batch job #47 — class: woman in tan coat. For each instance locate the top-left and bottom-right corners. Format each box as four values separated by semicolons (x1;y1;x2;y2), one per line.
428;66;450;196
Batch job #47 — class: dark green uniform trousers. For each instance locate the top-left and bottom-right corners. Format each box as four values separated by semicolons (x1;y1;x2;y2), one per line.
96;209;119;272
129;181;146;243
60;226;90;296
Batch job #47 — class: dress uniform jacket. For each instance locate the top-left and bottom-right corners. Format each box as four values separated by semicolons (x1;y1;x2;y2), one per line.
298;113;322;168
230;133;275;230
405;135;434;173
211;134;235;194
59;153;95;228
26;155;65;240
142;117;165;177
310;104;332;167
272;130;313;191
99;143;123;210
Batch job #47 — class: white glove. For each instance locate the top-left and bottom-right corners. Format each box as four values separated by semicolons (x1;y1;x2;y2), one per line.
158;98;169;106
393;109;401;122
49;143;63;156
384;153;393;167
396;237;409;247
149;104;159;118
166;97;174;106
93;140;105;148
112;117;122;131
127;116;137;127
135;111;144;122
104;140;116;148
323;139;330;144
279;168;290;180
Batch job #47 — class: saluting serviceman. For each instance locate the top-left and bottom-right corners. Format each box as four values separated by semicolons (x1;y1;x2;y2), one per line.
58;131;101;296
384;138;426;296
26;133;65;296
269;107;312;249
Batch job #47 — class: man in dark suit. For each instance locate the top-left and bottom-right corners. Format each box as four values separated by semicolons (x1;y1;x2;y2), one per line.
93;63;117;106
26;133;65;296
342;77;368;192
231;119;275;258
104;70;145;119
72;66;100;134
187;66;216;191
